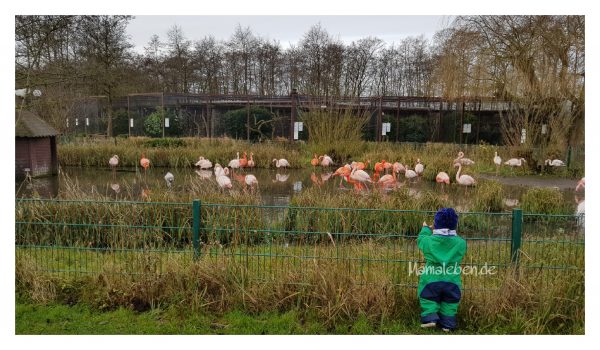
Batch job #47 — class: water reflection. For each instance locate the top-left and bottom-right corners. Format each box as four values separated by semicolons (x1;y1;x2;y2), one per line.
15;166;582;211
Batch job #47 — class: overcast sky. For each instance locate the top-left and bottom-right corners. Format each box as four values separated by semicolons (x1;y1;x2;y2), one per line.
126;15;454;52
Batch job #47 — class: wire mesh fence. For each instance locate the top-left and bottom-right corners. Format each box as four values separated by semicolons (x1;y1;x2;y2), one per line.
15;199;584;293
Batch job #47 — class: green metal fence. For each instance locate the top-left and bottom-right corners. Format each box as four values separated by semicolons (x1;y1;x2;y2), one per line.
15;199;584;292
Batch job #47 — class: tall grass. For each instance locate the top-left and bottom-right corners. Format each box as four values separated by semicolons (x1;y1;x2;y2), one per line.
521;187;572;215
300;109;370;165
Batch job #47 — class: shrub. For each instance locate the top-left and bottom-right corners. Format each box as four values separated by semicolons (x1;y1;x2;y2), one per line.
521;187;571;214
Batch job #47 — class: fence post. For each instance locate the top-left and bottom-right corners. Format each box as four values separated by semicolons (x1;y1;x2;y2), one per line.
511;208;522;264
193;199;201;259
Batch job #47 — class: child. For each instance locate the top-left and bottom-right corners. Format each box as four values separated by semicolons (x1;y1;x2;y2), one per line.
417;208;467;331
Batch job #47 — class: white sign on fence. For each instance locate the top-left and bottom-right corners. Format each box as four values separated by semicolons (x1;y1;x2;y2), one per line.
66;118;69;128
130;118;134;128
165;118;170;128
75;118;79;126
541;124;547;134
85;118;89;126
293;122;299;140
521;128;527;144
298;122;303;132
386;122;391;132
463;124;472;133
382;124;387;136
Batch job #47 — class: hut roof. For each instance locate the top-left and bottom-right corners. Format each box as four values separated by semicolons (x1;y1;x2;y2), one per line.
15;109;59;138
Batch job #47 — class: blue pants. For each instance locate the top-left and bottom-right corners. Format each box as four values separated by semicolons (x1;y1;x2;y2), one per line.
418;281;461;329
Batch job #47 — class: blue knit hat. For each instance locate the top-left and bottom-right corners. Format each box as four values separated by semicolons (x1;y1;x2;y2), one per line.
434;208;458;230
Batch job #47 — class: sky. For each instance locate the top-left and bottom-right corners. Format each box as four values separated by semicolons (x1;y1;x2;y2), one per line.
126;15;454;52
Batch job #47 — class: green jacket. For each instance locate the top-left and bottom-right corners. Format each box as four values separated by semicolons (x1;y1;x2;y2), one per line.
417;226;467;289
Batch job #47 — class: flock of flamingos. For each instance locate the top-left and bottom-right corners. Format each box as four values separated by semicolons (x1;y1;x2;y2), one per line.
106;151;584;195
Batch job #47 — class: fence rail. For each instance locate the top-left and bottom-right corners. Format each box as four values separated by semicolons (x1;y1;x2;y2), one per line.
15;199;584;292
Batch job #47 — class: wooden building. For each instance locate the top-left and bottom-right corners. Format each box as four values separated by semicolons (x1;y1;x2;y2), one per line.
15;109;59;178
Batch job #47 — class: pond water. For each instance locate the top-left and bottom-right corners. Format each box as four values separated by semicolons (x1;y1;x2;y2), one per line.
15;166;584;213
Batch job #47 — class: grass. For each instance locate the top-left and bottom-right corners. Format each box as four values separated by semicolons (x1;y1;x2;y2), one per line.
19;297;578;335
57;137;583;179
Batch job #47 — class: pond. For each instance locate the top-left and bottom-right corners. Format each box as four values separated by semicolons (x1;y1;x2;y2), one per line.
15;166;584;214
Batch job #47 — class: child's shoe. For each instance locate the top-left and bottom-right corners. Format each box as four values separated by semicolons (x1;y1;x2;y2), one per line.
421;322;437;328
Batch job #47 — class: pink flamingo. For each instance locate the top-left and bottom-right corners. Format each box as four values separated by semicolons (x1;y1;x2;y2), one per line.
454;162;476;186
229;152;241;170
454;151;475;166
404;165;418;182
415;159;424;176
319;154;333;167
245;174;258;193
436;172;450;185
140;154;150;176
273;158;290;168
247;152;255;168
350;164;373;191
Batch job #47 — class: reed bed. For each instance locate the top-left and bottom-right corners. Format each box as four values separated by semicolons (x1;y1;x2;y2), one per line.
58;137;582;179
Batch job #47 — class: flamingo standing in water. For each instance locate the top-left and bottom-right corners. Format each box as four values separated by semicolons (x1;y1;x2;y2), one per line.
311;154;319;167
164;172;175;188
140;154;150;175
350;164;373;190
454;162;476;187
109;155;119;170
247;152;255;168
332;165;352;188
244;174;258;193
229;152;241;170
576;177;585;192
392;162;405;175
415;159;424;176
404;165;418;183
239;152;249;168
195;156;212;169
273;158;290;168
436;172;450;185
109;155;119;180
378;170;397;189
216;168;232;190
373;160;387;181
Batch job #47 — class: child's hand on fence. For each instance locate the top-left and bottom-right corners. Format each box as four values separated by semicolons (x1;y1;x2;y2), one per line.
423;221;429;227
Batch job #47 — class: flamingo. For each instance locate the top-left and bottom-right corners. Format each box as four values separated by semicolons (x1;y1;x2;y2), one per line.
378;170;397;189
239;151;249;168
493;152;502;167
504;158;526;167
404;165;418;182
245;174;258;193
214;163;226;177
454;162;476;186
333;164;352;188
273;158;290;168
435;172;450;185
311;154;319;167
140;154;150;174
373;160;387;181
216;173;233;190
576;177;585;192
319;154;333;167
321;172;333;183
229;152;241;170
195;156;213;169
392;162;405;174
109;155;119;170
164;172;175;188
545;159;566;167
383;162;393;174
354;160;369;170
415;159;424;176
454;151;475;166
350;164;373;190
247;152;255;168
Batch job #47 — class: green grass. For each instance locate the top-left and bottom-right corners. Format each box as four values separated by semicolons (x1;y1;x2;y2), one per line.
17;297;581;335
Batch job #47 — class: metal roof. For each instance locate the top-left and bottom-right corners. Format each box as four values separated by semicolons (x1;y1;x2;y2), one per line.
15;109;59;138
